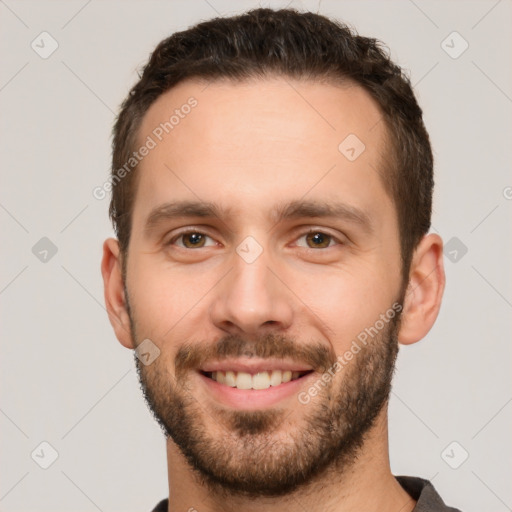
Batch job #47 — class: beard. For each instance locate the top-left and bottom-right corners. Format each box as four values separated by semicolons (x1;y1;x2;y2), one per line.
128;297;402;499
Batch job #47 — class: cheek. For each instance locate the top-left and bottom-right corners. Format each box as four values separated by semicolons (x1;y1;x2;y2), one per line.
291;265;395;350
127;255;216;340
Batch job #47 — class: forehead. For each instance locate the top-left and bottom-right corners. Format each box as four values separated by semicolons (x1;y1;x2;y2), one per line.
132;77;392;228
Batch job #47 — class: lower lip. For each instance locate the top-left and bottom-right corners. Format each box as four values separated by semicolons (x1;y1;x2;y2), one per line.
197;372;315;410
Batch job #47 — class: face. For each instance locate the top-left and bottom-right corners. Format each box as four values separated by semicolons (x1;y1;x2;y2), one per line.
123;78;405;496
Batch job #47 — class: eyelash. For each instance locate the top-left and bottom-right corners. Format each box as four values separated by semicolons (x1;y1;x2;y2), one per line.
167;228;343;250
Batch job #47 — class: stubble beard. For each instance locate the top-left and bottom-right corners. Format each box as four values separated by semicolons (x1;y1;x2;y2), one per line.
129;304;401;499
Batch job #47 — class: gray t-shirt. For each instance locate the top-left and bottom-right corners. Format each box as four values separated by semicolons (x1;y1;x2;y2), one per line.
150;475;463;511
395;476;462;511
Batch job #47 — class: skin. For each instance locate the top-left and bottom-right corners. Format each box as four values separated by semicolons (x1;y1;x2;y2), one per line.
101;77;445;512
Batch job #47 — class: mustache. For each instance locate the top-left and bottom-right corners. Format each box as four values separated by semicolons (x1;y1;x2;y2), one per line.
175;333;337;379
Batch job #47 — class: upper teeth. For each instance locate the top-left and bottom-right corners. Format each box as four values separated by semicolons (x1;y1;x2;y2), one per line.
210;370;304;389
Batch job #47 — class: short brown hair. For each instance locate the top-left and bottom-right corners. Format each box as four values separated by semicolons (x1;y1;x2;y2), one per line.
110;8;433;282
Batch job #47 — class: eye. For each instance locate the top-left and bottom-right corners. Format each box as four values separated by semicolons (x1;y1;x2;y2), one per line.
169;230;217;249
295;230;340;249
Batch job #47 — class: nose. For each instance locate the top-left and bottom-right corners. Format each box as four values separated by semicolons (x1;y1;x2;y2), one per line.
209;246;294;335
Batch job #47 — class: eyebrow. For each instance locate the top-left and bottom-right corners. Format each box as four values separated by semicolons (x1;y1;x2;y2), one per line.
144;201;232;234
271;200;373;233
144;199;373;235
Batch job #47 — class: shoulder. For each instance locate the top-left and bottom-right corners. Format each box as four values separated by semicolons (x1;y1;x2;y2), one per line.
396;475;463;512
150;498;168;512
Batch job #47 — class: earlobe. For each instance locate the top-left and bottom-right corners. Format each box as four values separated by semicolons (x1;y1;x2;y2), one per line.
101;238;135;349
398;233;446;346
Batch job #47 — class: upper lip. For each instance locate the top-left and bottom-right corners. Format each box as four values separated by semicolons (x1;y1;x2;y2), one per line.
199;358;314;374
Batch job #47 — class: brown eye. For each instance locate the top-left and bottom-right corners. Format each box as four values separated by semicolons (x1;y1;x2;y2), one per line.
304;232;334;249
170;231;216;249
182;232;206;248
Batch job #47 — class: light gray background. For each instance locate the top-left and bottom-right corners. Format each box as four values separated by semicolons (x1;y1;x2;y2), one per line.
1;1;511;511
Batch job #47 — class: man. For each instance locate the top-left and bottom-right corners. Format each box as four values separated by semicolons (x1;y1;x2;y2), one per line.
101;8;461;512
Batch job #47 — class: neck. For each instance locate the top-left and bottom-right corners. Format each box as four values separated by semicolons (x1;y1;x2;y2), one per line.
164;408;415;512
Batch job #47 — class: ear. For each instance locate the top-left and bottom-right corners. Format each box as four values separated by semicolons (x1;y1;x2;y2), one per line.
101;238;135;349
398;233;446;345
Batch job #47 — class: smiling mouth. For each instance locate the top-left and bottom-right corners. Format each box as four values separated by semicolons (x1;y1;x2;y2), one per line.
200;370;313;390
